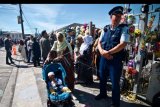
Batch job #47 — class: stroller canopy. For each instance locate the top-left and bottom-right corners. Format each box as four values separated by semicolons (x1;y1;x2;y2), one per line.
42;63;67;86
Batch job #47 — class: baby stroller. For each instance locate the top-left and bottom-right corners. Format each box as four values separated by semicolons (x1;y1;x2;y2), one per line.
42;63;74;107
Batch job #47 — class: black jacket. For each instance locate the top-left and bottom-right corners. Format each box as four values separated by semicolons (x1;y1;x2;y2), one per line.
4;38;12;51
32;41;41;58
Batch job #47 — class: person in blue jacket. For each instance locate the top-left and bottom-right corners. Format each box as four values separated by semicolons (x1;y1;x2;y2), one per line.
95;6;130;107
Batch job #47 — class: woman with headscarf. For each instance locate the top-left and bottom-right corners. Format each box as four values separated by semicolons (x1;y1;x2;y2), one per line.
46;32;75;91
75;30;94;84
51;32;73;56
18;39;27;62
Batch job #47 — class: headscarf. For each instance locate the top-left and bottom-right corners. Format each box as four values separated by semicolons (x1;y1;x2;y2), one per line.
56;32;73;56
79;34;93;55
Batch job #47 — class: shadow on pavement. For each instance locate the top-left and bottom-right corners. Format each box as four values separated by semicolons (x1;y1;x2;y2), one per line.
120;101;150;107
6;63;29;68
72;89;150;107
16;65;29;68
80;81;112;91
72;88;110;107
9;63;18;67
0;49;5;52
13;59;24;62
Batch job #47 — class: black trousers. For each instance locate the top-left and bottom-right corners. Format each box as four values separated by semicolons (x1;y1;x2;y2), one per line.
6;50;13;63
96;55;101;78
43;57;47;63
25;47;28;60
33;57;40;67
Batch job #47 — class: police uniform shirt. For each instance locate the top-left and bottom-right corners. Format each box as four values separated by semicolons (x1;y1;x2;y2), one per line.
99;25;130;43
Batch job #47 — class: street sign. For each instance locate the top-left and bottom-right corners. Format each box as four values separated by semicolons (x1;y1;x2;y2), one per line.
17;16;21;24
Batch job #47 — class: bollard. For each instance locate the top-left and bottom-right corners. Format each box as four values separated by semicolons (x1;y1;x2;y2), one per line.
12;45;16;55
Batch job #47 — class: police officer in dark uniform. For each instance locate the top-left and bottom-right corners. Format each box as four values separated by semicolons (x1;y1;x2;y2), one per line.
4;34;14;64
66;29;75;50
95;6;130;107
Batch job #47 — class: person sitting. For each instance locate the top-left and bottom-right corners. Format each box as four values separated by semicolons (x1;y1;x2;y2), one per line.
75;29;94;84
48;72;63;95
48;72;71;95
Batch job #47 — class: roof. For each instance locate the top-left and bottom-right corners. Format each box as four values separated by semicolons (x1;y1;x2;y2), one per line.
55;23;84;32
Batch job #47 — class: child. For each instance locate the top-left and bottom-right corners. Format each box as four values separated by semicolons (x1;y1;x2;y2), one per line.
48;71;71;94
48;72;63;95
44;50;57;65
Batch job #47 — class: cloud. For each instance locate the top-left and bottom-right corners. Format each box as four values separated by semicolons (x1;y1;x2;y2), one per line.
34;21;69;33
21;4;67;33
0;4;19;10
22;4;64;22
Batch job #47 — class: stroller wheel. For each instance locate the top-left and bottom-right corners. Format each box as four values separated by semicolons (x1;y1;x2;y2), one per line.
47;103;57;107
63;100;75;107
48;103;57;107
47;100;57;107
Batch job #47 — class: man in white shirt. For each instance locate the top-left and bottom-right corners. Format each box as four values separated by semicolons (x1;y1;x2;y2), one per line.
27;35;33;63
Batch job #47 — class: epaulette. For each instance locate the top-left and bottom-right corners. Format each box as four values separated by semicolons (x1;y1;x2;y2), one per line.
103;25;110;32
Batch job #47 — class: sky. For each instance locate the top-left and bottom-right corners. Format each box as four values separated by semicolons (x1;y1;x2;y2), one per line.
0;4;159;34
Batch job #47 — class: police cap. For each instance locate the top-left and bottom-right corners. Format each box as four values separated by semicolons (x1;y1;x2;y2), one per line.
108;6;124;15
66;29;73;33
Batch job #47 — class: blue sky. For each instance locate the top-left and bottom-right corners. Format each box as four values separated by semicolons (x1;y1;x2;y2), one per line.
0;4;159;34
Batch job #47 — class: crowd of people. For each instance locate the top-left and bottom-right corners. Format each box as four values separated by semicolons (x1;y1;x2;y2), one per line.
3;6;131;107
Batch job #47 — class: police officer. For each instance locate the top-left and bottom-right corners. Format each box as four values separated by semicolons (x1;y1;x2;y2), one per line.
66;29;76;50
95;6;130;107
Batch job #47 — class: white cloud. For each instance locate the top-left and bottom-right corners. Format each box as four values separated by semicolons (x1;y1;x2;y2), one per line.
21;4;67;33
0;4;19;10
23;4;63;22
34;21;69;33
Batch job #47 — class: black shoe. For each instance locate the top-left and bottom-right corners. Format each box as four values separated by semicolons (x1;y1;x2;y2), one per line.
75;80;85;84
6;62;10;65
110;103;119;107
11;61;14;64
110;104;115;107
95;94;107;100
47;99;51;107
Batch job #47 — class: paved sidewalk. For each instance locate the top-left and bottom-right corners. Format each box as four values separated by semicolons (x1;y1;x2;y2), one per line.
0;47;19;107
11;60;43;107
0;47;43;107
0;47;151;107
33;66;151;107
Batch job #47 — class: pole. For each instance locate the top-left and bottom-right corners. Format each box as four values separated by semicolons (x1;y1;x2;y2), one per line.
19;4;25;39
158;12;160;31
144;10;149;32
138;15;140;29
89;21;92;36
135;4;149;94
35;28;37;37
